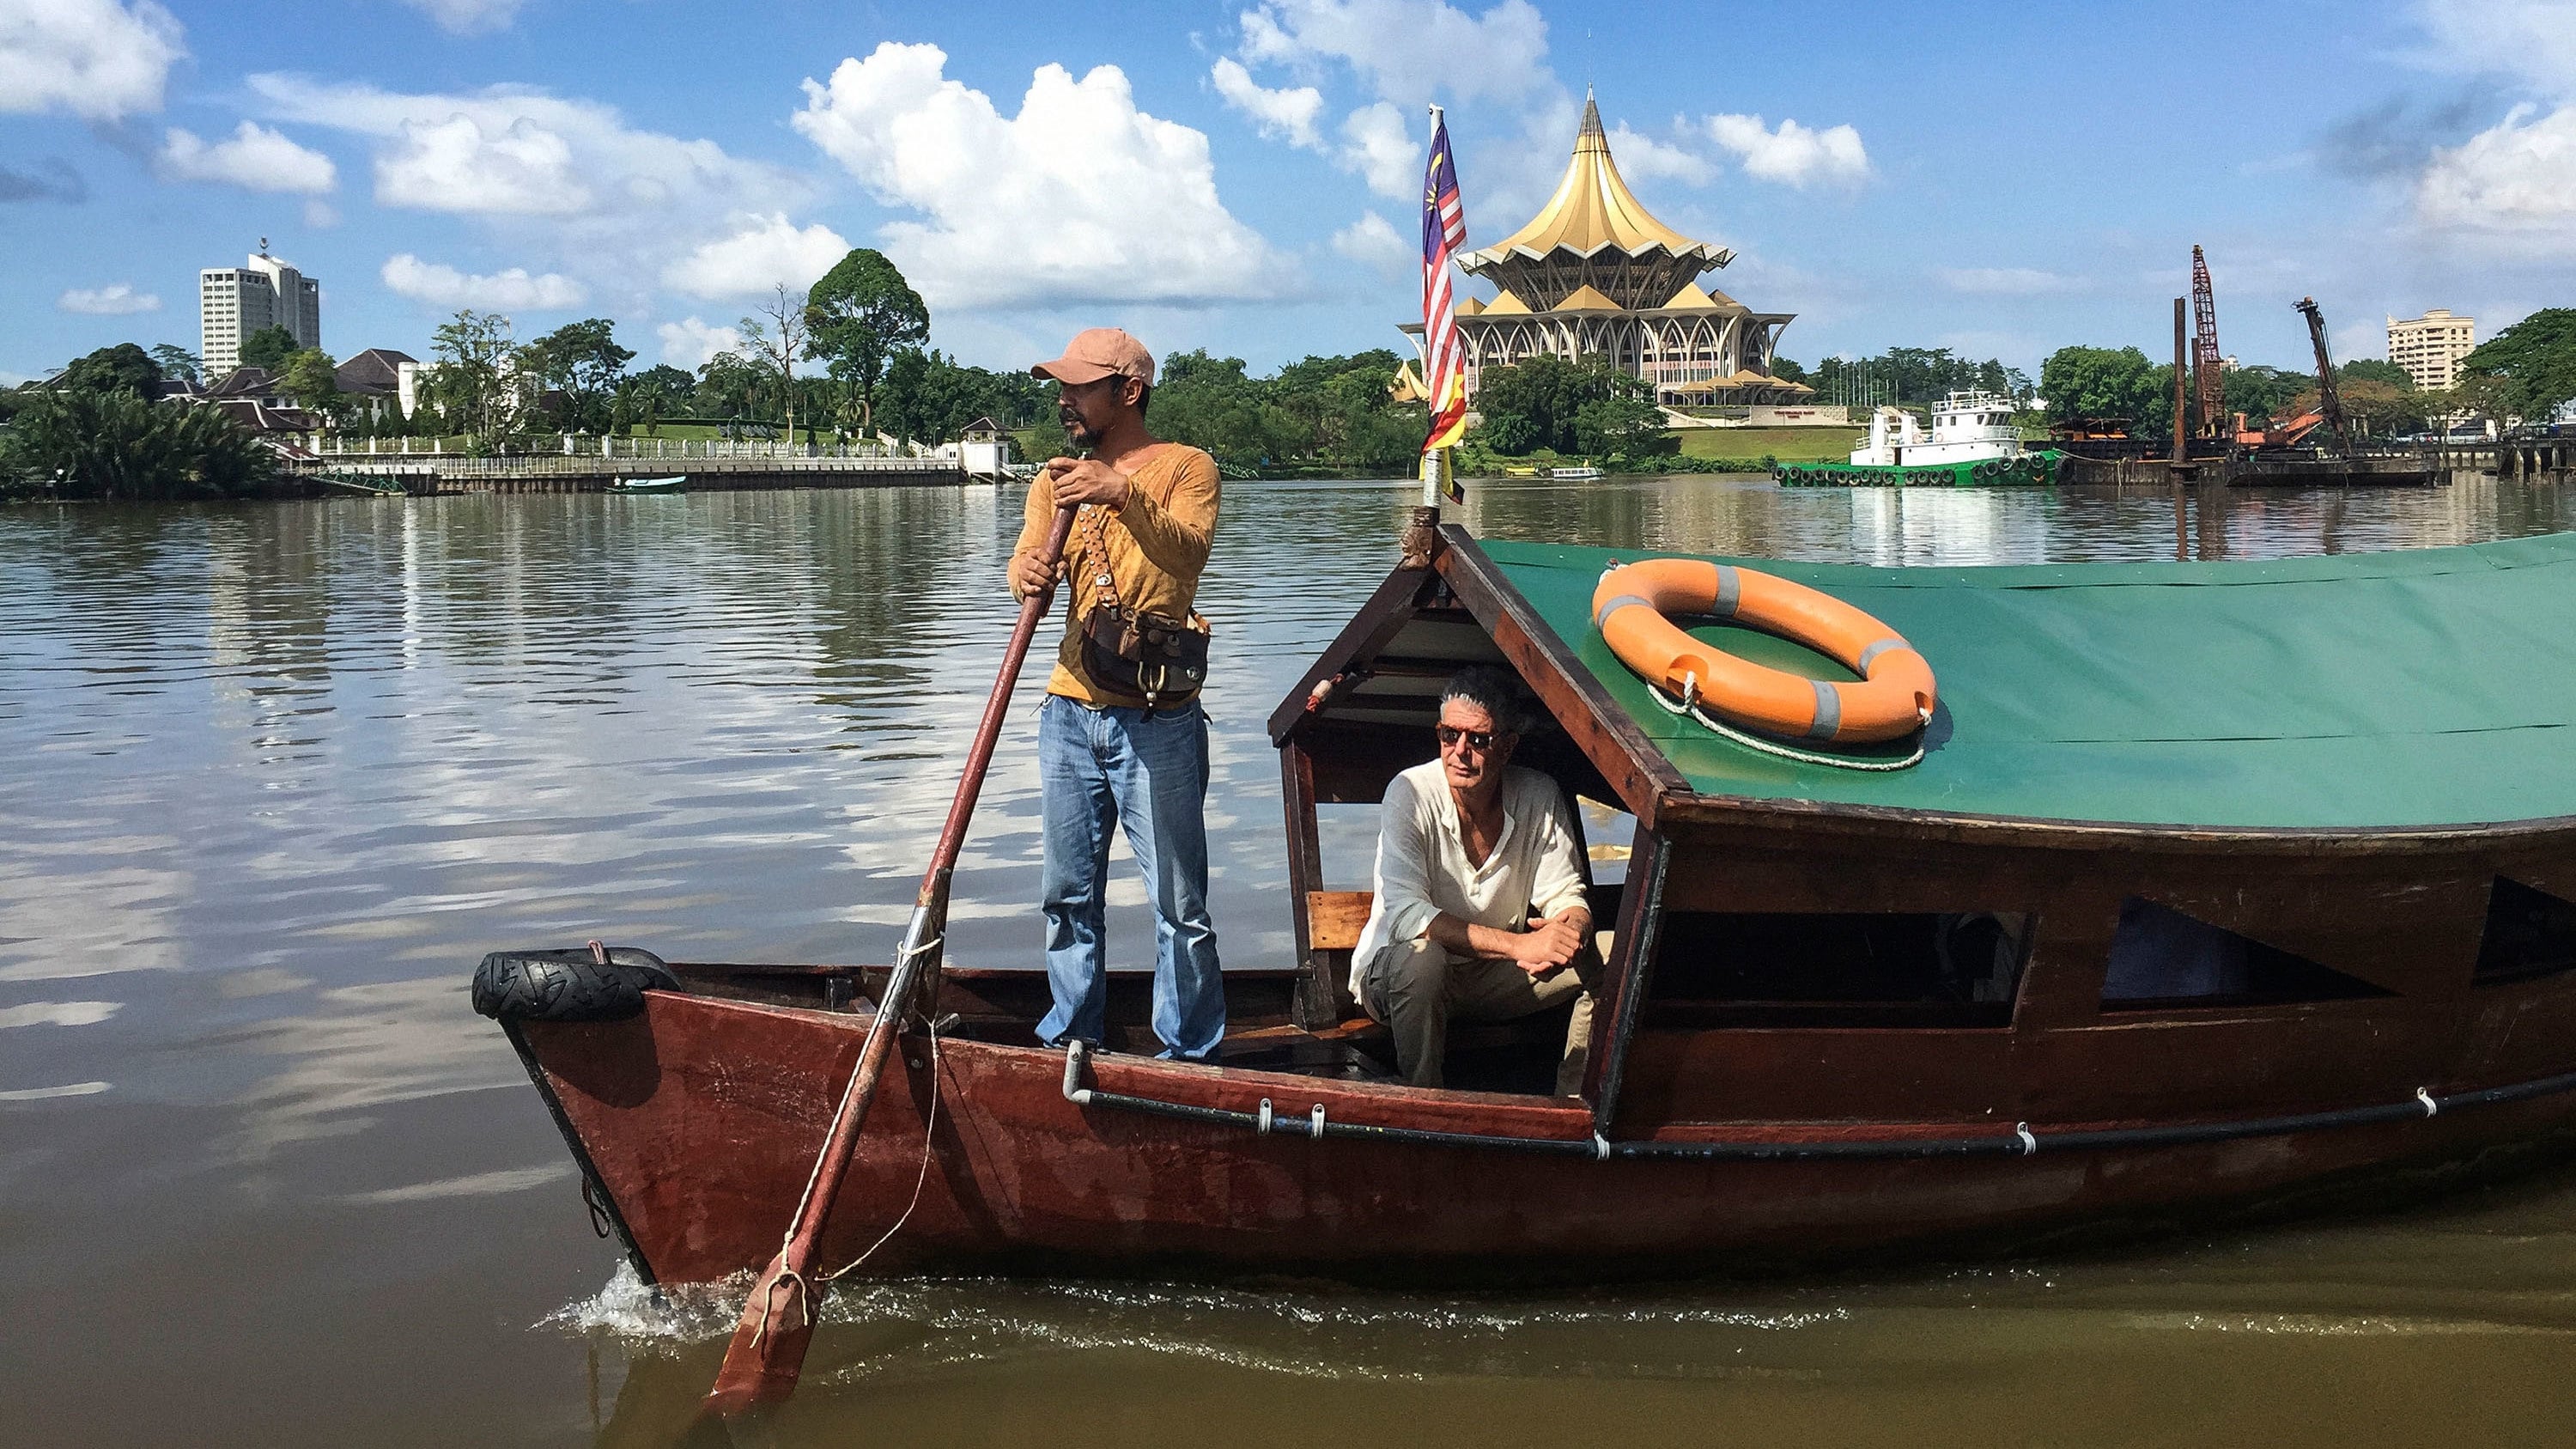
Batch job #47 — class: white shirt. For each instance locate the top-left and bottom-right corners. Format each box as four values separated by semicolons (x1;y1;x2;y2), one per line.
1348;759;1591;997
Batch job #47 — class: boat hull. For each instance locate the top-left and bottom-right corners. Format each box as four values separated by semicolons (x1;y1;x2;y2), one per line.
1776;453;2062;488
513;988;2576;1288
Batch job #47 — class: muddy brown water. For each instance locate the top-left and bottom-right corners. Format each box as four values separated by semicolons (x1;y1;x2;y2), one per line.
7;474;2576;1447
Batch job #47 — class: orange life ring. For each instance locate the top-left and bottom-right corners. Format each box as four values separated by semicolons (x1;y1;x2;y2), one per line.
1591;559;1938;744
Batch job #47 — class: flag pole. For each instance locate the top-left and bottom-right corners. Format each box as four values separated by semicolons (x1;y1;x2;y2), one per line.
1404;101;1455;570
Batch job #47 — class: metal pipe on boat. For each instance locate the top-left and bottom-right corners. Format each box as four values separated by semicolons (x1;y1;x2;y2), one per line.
1059;1044;2576;1164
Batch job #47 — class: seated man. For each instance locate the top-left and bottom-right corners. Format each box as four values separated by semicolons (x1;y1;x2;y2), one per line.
1348;666;1596;1095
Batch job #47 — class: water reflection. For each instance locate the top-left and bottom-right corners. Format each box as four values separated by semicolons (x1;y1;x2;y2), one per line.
3;474;2573;1446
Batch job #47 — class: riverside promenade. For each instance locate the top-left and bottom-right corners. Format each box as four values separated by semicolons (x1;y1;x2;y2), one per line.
295;436;1013;494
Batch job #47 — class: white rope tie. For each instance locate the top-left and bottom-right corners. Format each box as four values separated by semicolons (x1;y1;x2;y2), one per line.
823;1009;945;1282
1648;680;1928;772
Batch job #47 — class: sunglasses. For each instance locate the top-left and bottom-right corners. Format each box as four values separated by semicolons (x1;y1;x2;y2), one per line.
1436;724;1501;752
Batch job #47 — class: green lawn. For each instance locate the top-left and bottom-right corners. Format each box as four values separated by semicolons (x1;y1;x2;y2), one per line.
1672;427;1863;463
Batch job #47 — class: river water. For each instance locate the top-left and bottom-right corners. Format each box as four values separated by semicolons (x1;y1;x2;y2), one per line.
6;473;2576;1447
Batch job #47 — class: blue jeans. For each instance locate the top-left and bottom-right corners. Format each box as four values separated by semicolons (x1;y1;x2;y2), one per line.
1036;695;1225;1060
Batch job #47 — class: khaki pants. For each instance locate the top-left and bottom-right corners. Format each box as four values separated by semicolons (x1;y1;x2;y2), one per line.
1360;938;1595;1096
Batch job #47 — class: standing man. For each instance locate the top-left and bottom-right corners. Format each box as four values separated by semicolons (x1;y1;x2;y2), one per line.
1011;328;1226;1060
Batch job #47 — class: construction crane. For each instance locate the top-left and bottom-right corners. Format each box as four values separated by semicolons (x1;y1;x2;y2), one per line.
2294;296;2358;460
2190;247;2224;436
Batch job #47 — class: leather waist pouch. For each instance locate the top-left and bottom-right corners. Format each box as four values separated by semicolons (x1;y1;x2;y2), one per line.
1080;606;1210;706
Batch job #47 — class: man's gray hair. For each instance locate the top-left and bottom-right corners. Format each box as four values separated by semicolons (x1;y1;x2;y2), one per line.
1440;665;1537;736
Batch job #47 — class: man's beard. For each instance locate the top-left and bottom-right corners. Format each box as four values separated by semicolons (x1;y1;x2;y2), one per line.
1060;411;1095;447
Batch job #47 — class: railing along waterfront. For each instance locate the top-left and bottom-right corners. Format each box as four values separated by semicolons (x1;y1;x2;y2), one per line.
310;437;958;464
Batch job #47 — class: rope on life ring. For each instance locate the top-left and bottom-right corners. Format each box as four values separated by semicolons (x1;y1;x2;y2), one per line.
1592;558;1938;752
1646;673;1928;771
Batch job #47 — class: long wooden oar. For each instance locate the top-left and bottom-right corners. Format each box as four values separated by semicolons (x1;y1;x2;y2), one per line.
705;500;1078;1416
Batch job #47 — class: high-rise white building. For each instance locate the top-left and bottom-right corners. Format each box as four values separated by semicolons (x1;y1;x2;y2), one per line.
2387;309;2475;392
200;240;322;378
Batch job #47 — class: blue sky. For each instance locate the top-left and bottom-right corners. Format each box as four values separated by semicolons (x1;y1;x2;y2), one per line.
4;0;2571;386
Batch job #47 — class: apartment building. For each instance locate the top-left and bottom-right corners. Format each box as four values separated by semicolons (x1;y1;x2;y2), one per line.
201;240;322;378
2387;309;2476;392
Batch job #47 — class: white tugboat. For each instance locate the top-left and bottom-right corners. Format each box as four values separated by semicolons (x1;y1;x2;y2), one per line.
1777;390;2062;487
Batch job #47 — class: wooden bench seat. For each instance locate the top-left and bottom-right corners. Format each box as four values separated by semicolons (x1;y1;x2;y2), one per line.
1306;889;1375;952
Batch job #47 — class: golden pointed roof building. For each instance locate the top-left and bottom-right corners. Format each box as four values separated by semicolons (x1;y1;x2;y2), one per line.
1460;94;1734;312
1407;94;1807;412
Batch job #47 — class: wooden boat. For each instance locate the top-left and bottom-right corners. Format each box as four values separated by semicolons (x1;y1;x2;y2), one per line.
481;526;2576;1288
606;474;689;494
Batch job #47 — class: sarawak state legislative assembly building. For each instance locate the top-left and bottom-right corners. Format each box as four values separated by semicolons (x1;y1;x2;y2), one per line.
1412;95;1811;410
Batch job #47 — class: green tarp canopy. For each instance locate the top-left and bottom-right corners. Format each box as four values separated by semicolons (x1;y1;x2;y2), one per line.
1484;533;2576;831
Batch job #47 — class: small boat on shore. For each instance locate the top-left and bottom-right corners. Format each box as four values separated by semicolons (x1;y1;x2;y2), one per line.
1544;465;1604;481
315;471;408;496
606;475;689;494
1778;391;2063;488
480;526;2576;1289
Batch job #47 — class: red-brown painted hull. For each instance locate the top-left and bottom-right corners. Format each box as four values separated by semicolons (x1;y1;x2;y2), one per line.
517;989;2576;1288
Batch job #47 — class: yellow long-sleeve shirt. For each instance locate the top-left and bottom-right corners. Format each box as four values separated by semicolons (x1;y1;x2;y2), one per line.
1011;443;1222;708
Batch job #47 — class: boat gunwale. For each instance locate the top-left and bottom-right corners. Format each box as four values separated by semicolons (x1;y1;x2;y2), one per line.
582;988;2576;1155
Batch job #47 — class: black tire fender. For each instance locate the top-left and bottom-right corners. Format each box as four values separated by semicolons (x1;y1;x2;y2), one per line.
472;945;677;1023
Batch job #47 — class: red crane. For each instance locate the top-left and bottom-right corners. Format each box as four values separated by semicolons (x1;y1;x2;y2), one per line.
2190;246;2224;436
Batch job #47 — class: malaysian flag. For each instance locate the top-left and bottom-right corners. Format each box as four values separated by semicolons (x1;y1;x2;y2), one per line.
1420;108;1468;498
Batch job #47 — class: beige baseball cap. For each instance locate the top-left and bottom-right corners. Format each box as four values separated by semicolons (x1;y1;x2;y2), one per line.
1031;327;1155;387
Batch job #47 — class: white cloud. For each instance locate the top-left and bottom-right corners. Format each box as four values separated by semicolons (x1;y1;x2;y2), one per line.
400;0;526;34
793;41;1288;309
303;198;339;228
656;317;740;368
2393;2;2576;252
2418;102;2576;239
1236;0;1550;104
1331;210;1413;278
1337;101;1416;198
157;121;337;194
381;253;586;310
250;73;803;223
0;0;183;120
2414;0;2576;94
1939;267;2087;295
1605;124;1712;186
1704;113;1871;187
662;213;849;300
383;112;586;215
1211;58;1322;149
57;282;160;315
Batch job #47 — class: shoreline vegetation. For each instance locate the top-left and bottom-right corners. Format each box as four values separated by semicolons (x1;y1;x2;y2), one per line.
7;260;2569;502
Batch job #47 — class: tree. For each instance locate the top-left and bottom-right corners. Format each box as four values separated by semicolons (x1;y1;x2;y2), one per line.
738;285;810;444
1473;355;1634;455
422;310;527;450
805;248;928;434
2;387;279;500
240;325;300;373
1768;356;1808;384
2038;345;2160;426
876;348;1056;447
149;344;201;386
521;318;634;433
695;350;768;423
2338;358;2415;392
278;348;341;422
58;343;162;398
2222;364;2312;428
1576;393;1676;457
2458;309;2576;421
